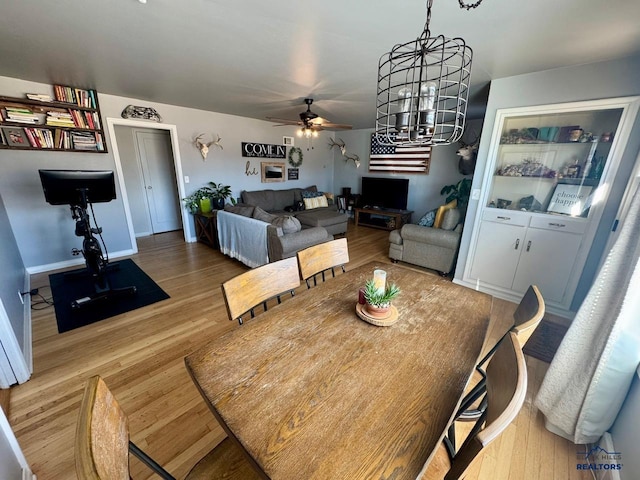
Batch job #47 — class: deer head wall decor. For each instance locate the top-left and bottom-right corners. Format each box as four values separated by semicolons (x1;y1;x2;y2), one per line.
455;140;479;175
194;133;223;160
328;138;347;156
328;138;359;167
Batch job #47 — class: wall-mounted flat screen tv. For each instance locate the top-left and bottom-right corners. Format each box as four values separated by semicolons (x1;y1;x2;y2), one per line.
360;176;409;210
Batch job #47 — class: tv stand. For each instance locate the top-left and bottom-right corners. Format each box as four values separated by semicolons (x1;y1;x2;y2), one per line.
354;207;413;231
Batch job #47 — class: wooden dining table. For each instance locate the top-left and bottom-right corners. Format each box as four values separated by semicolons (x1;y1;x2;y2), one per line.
185;261;491;480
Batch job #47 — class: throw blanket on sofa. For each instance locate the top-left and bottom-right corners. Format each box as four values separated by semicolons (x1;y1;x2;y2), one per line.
217;210;269;268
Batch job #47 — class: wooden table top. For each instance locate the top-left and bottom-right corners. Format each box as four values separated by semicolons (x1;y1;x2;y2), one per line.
185;261;491;480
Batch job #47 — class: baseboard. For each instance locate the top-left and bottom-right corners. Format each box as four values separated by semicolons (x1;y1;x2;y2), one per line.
452;278;576;322
25;249;137;274
22;272;32;375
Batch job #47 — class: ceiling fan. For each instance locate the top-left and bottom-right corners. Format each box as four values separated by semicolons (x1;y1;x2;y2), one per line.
266;98;352;136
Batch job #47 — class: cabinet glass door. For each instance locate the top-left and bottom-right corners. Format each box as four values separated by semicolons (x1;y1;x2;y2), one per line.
486;107;623;219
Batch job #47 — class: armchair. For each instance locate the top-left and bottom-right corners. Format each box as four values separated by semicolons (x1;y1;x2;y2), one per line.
388;202;462;275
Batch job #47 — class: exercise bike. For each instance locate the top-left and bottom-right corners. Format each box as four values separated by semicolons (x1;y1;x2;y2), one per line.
39;169;137;310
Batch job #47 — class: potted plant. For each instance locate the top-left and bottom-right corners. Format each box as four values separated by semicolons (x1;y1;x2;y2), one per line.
210;182;236;210
440;178;472;215
363;279;400;318
182;182;236;214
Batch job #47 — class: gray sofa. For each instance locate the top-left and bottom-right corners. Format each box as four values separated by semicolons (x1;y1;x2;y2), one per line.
388;207;462;274
221;203;333;264
241;186;348;236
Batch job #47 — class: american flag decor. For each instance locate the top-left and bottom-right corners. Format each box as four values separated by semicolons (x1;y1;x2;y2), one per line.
369;134;431;174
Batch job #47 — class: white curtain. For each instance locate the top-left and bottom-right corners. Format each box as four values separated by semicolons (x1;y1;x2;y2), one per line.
535;185;640;444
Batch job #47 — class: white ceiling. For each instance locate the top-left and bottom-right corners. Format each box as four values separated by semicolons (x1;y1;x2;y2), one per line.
1;0;639;129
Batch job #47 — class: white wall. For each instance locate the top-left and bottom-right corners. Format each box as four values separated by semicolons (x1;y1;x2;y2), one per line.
0;75;336;269
454;54;640;311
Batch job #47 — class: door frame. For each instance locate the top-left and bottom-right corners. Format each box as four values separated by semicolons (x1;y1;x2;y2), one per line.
106;118;189;252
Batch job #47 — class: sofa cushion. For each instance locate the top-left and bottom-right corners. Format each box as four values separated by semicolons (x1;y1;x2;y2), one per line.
224;204;255;217
441;208;461;231
271;215;302;234
303;196;329;210
253;206;277;223
242;190;276;211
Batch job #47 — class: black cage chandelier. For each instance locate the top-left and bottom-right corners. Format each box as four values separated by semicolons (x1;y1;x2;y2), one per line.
375;0;478;146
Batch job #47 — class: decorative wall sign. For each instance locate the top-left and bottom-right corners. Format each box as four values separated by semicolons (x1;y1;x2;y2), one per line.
242;142;286;158
546;183;593;217
370;134;431;173
288;168;299;180
121;105;162;122
245;161;259;176
283;136;294;146
261;162;285;183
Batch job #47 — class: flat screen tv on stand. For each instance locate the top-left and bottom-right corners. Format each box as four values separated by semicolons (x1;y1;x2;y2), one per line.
360;177;409;211
38;169;136;309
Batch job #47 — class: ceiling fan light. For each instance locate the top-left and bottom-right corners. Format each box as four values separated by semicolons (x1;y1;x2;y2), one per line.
312;130;318;138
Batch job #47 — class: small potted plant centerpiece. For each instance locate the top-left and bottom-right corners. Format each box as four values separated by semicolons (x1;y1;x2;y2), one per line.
183;181;236;214
363;279;400;318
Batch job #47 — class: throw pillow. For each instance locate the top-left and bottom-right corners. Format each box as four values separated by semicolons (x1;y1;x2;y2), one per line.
301;190;324;199
324;192;335;205
441;208;462;231
303;195;329;210
271;215;302;234
252;206;277;223
418;209;436;227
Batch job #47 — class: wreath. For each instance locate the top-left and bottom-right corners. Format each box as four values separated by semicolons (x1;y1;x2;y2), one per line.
288;147;303;167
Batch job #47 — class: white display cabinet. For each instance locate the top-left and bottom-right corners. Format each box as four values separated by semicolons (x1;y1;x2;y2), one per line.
459;97;640;315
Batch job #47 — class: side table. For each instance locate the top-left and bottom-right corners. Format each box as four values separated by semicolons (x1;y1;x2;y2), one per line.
194;211;218;249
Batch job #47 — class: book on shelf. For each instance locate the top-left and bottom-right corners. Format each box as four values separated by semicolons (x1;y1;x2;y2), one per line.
26;93;53;102
54;85;97;109
2;107;40;124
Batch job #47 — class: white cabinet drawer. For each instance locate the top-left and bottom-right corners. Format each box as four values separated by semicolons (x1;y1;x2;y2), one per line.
482;209;529;226
529;216;587;234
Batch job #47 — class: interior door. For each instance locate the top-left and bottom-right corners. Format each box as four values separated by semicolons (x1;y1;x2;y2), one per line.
135;130;181;233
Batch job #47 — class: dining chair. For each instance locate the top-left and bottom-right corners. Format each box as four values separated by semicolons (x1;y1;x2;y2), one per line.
421;332;527;480
221;256;301;325
75;375;262;480
297;238;349;288
457;285;544;420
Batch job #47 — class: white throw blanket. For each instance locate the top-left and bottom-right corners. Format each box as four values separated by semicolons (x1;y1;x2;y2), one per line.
217;210;269;268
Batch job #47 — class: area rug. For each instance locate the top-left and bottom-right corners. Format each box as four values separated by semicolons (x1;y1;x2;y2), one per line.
522;319;568;363
49;259;169;333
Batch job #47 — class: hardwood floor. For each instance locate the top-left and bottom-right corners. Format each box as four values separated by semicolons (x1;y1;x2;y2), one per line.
8;223;588;479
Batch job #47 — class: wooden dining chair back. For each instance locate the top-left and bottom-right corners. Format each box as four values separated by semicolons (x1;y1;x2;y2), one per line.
76;375;261;480
457;285;543;421
423;332;527;480
512;284;545;347
221;256;301;325
297;238;349;288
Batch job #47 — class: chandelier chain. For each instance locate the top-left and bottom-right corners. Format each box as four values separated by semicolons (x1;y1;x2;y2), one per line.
458;0;484;10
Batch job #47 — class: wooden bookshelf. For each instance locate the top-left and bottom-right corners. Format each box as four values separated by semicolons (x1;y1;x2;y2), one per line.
0;85;107;153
